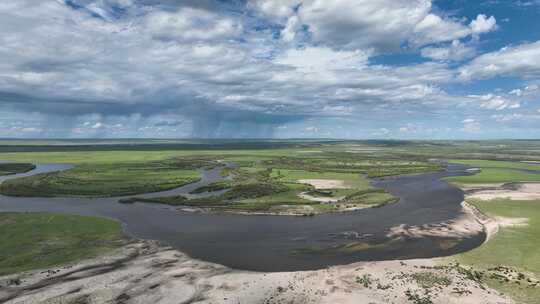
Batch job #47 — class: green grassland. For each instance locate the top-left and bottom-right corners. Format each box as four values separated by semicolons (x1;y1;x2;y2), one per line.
0;151;185;164
269;168;396;206
448;168;540;184
445;158;540;303
446;159;540;184
3;139;540;296
0;158;208;197
0;145;433;211
2;140;540;213
452;160;540;170
125;165;396;215
0;213;124;276
0;163;35;176
270;169;370;188
260;155;441;177
455;199;540;304
2;139;540;162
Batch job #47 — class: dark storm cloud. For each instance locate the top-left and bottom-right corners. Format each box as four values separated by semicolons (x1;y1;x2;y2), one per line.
0;91;143;116
0;89;306;138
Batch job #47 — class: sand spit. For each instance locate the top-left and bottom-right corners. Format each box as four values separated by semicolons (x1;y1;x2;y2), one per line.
298;191;344;203
466;183;540;201
0;241;511;304
461;201;499;244
461;182;537;243
387;202;484;240
298;179;350;189
459;201;527;245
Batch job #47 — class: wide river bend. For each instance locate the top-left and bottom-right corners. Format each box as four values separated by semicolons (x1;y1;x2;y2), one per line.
0;163;484;272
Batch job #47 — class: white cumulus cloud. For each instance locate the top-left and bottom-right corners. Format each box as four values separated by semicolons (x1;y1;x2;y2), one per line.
460;41;540;80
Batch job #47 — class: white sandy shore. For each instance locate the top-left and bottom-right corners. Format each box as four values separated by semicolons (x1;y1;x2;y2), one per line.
298;179;350;189
460;182;539;244
467;183;540;201
0;201;513;304
387;202;484;240
0;240;512;304
298;191;344;203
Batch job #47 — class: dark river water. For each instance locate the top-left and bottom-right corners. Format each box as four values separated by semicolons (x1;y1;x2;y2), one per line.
0;163;484;272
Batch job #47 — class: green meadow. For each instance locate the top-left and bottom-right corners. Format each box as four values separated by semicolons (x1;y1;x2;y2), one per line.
0;213;124;276
116;152;401;214
270;169;371;188
455;199;540;304
0;145;423;211
447;159;540;184
2;140;540;303
0;160;201;197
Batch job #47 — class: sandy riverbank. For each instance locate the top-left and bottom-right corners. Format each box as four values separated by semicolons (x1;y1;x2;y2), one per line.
0;239;511;304
387;201;484;240
459;182;540;244
0;199;513;304
298;179;350;189
466;183;540;201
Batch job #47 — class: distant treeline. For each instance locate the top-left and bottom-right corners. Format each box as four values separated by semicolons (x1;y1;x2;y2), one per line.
0;138;540;153
0;143;324;152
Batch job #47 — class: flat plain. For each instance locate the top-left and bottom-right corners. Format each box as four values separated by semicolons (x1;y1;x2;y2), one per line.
2;139;540;303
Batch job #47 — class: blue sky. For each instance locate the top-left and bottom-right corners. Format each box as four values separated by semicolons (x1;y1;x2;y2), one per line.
1;0;540;139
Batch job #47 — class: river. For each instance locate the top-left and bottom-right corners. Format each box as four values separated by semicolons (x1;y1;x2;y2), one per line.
0;163;484;272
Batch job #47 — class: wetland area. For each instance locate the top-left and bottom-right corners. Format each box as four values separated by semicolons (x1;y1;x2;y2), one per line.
0;161;482;272
2;140;540;303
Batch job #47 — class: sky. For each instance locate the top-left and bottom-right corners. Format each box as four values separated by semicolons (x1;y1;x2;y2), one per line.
1;0;540;139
